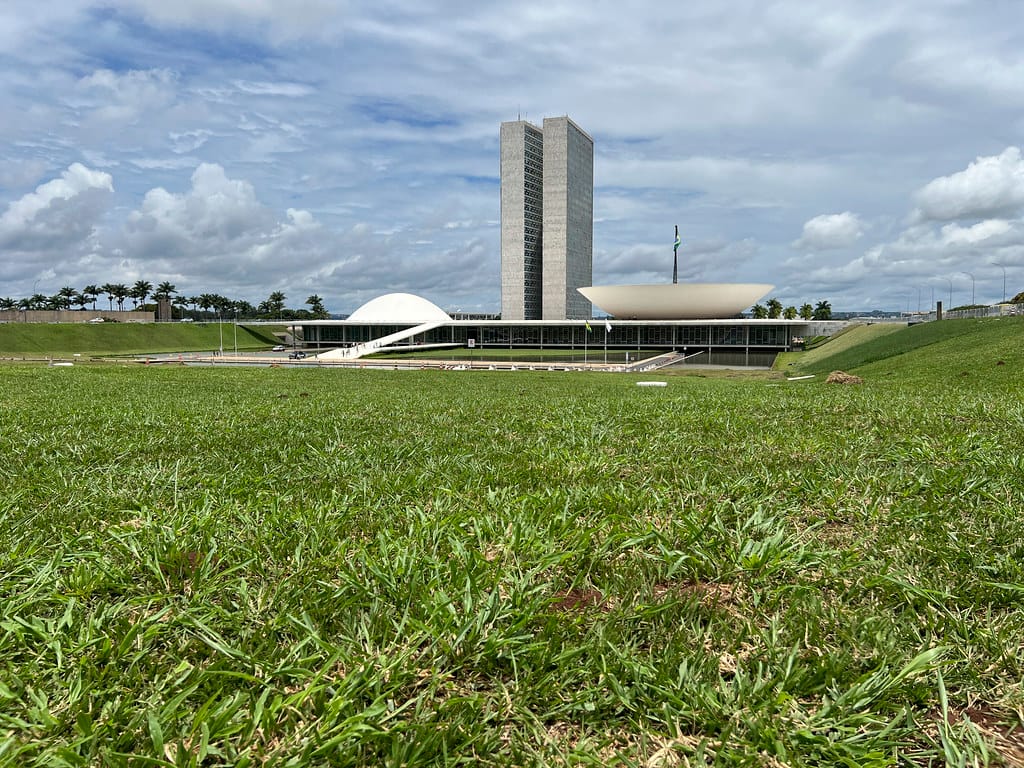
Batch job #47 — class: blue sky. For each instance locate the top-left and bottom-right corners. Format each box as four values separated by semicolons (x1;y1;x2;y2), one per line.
1;0;1023;314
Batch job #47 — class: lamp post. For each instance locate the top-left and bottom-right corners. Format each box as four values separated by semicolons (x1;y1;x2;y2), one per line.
961;272;975;306
993;262;1006;303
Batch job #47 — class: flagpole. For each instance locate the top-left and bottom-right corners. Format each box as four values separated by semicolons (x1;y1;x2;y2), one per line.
673;224;679;284
584;322;588;364
604;324;607;364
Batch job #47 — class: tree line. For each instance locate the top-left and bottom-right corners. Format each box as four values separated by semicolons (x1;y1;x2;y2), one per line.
0;282;330;320
751;299;832;320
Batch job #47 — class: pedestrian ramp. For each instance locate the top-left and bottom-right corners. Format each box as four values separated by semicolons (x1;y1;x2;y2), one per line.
314;321;447;361
622;350;696;373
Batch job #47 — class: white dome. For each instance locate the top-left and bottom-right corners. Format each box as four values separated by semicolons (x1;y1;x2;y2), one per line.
348;293;451;324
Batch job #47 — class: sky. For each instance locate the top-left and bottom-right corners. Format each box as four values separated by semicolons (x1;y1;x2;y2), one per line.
1;0;1023;315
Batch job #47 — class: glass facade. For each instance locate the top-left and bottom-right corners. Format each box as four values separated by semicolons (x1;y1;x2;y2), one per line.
521;126;544;319
301;322;793;358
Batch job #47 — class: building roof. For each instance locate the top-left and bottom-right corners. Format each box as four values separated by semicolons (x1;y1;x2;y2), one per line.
348;292;451;324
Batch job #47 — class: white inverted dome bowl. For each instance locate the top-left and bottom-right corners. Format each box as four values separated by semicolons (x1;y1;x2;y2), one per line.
578;283;773;320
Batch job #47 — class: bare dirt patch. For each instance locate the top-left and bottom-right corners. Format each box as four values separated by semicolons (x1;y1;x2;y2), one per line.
957;705;1024;767
550;588;609;613
653;580;740;612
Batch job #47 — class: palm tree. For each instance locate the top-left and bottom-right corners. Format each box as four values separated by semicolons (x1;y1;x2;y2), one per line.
751;303;768;319
217;296;234;317
57;286;77;310
305;294;327;319
0;297;16;312
152;281;177;320
100;283;116;311
82;285;100;311
75;292;90;311
172;296;189;320
234;300;255;318
198;294;216;318
799;303;814;320
812;300;832;320
112;284;129;311
154;281;177;301
131;280;153;309
766;298;783;319
783;306;798;320
266;291;286;320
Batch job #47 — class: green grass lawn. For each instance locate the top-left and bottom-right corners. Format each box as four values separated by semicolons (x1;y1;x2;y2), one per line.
783;317;1024;383
1;319;1023;765
0;323;280;358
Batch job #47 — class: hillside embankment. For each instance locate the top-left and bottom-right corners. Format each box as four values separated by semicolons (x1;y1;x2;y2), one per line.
778;317;1022;388
0;322;282;359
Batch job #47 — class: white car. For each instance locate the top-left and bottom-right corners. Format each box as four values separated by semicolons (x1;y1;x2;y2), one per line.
272;345;286;351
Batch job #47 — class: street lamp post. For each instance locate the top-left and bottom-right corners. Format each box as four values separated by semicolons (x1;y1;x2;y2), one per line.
993;262;1006;303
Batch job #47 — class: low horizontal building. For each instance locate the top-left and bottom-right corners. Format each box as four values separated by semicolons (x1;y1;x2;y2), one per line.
288;293;841;367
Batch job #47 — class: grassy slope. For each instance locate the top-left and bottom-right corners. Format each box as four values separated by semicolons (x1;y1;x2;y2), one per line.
1;322;1023;764
0;323;280;357
785;317;1024;384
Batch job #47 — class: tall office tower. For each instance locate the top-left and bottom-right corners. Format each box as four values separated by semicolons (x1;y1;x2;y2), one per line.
541;117;593;320
500;120;545;320
500;116;593;320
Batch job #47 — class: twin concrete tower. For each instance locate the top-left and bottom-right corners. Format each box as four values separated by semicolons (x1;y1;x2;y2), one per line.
500;116;594;320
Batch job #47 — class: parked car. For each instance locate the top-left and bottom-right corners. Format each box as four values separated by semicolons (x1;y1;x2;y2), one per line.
272;345;286;351
288;351;307;359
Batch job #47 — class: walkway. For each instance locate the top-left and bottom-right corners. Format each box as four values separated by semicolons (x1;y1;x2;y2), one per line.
313;321;448;361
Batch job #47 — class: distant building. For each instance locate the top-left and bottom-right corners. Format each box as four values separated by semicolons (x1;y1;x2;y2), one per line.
501;117;593;320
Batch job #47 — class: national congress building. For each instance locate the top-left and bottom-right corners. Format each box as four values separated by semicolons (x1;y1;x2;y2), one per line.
500;117;593;321
290;116;832;368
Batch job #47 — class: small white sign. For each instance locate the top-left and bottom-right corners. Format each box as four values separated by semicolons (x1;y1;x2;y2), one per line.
468;339;476;348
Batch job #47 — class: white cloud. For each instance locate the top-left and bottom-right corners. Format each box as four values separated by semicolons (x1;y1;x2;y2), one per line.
74;68;178;124
914;147;1024;221
233;81;315;97
794;212;864;250
939;219;1013;247
169;129;215;154
0;163;113;250
125;163;273;249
